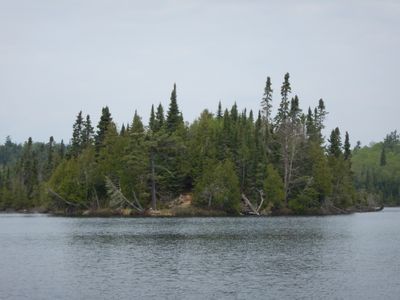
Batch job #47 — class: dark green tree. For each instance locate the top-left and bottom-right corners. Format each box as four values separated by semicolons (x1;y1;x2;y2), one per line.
149;105;156;132
328;127;342;158
95;106;112;152
82;114;94;148
261;76;273;123
344;131;351;160
166;83;183;133
70;111;83;157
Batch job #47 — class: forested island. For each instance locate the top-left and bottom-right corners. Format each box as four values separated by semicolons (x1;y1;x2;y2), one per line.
0;73;392;216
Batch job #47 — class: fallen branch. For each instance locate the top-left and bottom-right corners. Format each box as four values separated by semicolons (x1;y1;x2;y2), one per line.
48;188;89;209
241;193;259;215
105;176;144;212
256;190;265;213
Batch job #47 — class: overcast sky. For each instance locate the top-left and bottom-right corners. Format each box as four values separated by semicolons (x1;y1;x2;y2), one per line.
1;0;399;146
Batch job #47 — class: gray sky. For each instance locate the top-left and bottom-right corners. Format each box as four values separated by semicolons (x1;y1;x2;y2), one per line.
1;0;399;146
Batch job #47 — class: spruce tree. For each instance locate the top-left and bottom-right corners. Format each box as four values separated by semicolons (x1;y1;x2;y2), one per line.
155;103;165;131
70;111;83;157
82;114;94;148
95;106;112;152
217;101;223;119
166;83;183;133
120;123;126;136
149;104;156;132
344;131;351;160
261;76;273;123
328;127;342;158
131;110;144;134
275;73;291;125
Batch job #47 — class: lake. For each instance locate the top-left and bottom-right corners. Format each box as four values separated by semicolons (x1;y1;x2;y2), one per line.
1;208;400;299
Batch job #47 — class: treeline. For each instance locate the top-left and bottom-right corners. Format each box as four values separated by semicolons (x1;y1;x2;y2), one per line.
352;131;400;206
0;74;365;214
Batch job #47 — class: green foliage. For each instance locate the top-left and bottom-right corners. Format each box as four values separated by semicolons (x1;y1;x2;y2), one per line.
288;187;319;214
353;136;400;205
166;84;183;133
95;106;112;152
194;159;241;214
264;164;285;208
0;74;369;214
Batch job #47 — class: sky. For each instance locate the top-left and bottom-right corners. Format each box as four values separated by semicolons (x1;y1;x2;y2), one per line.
0;0;399;146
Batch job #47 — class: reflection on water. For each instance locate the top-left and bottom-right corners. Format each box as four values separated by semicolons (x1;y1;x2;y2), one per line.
1;209;400;299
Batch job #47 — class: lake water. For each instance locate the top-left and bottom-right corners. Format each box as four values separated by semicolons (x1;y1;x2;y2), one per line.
1;209;400;299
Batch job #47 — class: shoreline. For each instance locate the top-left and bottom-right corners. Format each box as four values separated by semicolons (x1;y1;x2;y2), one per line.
0;205;385;218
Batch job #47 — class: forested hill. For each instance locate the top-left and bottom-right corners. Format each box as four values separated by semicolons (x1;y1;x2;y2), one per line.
352;131;400;206
0;74;380;215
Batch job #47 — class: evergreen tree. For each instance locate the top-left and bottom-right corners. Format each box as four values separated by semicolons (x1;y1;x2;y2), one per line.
120;123;126;136
45;136;55;180
275;72;291;124
95;106;112;152
217;101;223;119
131;110;144;134
155;103;165;132
264;164;285;208
166;83;183;133
344;131;351;160
82;114;94;148
328;127;342;158
261;76;273;123
149;104;156;132
70;111;83;157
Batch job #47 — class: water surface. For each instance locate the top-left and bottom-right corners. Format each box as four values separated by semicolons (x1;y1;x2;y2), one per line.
1;209;400;299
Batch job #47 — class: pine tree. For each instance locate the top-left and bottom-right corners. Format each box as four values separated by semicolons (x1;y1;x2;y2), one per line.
261;76;273;123
275;72;291;125
155;103;165;132
95;106;112;152
70;111;83;157
45;136;55;179
120;123;126;136
230;102;238;122
344;131;351;160
328;127;342;158
82;114;94;148
217;101;223;119
149;104;156;132
131;110;144;134
166;83;183;133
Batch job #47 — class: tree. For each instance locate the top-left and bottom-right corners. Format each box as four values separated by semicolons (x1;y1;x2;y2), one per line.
217;101;223;119
166;83;183;133
131;110;144;134
95;106;112;152
82;114;94;148
70;111;83;157
194;159;241;214
344;131;351;160
155;103;165;132
149;105;156;132
328;127;342;158
264;164;285;208
261;76;273;123
275;72;291;124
